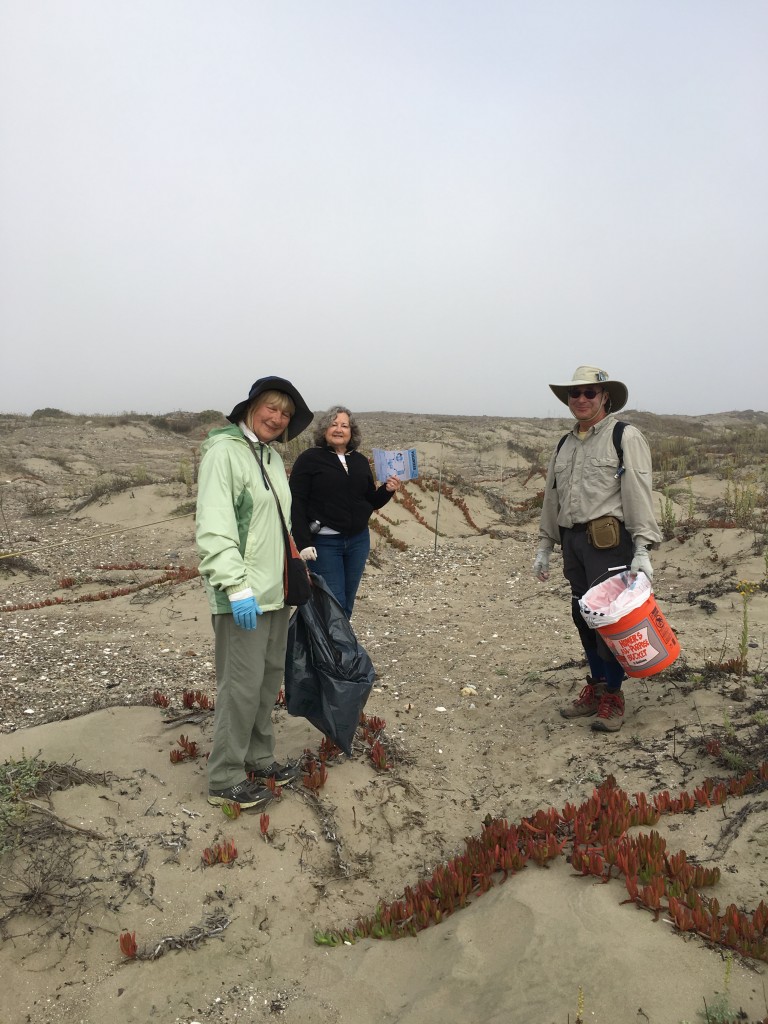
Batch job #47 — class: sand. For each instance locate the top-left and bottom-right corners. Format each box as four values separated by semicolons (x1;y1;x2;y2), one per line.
1;410;767;1024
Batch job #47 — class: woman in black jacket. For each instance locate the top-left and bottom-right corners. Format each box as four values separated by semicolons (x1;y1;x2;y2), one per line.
289;406;400;617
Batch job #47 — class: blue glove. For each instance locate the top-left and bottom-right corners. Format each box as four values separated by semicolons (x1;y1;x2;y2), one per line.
229;592;261;630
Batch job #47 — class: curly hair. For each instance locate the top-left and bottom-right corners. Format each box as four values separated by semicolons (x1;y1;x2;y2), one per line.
312;405;362;451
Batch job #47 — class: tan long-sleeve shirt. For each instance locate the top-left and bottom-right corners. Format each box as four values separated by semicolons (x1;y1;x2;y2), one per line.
538;413;662;549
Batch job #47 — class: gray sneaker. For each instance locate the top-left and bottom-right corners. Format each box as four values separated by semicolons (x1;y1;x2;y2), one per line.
207;779;273;809
248;761;300;786
560;678;606;719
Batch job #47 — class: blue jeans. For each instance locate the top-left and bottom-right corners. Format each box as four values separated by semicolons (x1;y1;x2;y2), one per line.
313;528;370;618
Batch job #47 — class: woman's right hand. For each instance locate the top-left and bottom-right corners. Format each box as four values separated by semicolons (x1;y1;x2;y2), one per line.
299;546;317;561
229;590;262;629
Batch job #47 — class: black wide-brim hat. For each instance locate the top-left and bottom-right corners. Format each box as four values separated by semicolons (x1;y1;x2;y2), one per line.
227;376;314;440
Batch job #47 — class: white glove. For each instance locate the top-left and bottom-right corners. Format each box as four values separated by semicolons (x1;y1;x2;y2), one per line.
533;538;555;582
299;546;317;561
630;546;653;581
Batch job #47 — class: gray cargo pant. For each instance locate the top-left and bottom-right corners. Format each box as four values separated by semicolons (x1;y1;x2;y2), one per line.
207;607;290;792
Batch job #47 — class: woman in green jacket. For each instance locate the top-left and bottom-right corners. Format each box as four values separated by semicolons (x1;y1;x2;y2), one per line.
196;376;312;809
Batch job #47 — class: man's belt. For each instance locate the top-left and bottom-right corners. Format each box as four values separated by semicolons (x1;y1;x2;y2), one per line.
569;523;589;532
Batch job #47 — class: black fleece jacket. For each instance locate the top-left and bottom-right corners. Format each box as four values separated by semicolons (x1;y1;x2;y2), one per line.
289;446;394;551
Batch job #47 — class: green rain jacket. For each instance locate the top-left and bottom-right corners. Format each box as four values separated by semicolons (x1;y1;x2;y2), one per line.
195;425;290;614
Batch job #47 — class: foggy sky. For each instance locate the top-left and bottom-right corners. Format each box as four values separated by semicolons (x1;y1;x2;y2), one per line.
1;1;767;419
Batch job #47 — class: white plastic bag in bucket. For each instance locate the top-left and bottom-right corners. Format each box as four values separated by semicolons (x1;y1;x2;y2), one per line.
579;570;681;678
579;571;652;629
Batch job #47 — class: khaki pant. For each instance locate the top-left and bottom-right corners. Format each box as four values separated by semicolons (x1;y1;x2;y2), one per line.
208;608;290;791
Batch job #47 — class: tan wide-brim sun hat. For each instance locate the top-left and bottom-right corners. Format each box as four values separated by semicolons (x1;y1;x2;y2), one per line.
549;365;629;413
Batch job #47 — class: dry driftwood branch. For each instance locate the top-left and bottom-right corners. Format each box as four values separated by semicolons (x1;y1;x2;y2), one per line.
143;909;232;961
707;798;768;859
22;801;107;840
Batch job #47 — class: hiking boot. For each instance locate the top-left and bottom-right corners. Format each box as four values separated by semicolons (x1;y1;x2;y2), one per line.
248;761;300;786
591;690;625;732
207;779;273;809
560;678;606;719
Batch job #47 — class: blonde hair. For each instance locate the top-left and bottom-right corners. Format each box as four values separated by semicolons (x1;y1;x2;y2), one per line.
247;390;296;442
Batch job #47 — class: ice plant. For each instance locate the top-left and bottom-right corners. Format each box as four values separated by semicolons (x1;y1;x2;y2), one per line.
201;839;238;867
178;735;199;756
414;476;482;531
303;759;328;791
169;734;201;763
705;738;722;758
260;813;270;838
2;565;200;614
181;689;214;710
119;930;138;959
368;518;407;551
220;801;241;820
262;775;283;799
313;765;768;962
217;839;237;864
368;739;391;772
391;487;435;533
360;712;386;734
319;736;343;760
201;846;219;867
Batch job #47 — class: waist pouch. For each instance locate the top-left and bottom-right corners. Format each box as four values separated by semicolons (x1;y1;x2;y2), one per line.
587;515;621;550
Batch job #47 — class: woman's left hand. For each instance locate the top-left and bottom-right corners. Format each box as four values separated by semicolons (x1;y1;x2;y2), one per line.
385;475;401;492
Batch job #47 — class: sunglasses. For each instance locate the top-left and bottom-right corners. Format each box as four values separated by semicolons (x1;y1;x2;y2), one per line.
568;387;602;400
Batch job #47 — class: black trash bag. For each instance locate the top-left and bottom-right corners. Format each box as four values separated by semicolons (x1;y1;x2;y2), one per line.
284;572;375;755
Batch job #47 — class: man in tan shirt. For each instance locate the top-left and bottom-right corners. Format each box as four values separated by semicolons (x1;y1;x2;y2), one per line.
534;366;661;732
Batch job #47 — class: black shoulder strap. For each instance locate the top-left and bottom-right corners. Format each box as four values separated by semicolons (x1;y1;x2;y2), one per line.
552;433;570;487
612;421;627;477
552;421;628;488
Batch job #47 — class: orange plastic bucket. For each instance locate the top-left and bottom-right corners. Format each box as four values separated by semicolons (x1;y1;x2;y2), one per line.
596;592;680;678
